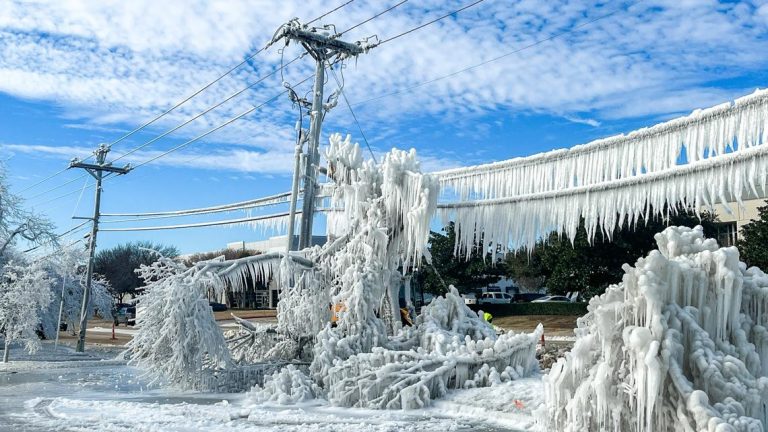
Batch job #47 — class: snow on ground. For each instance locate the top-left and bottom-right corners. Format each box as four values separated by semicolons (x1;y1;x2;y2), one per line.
0;341;543;431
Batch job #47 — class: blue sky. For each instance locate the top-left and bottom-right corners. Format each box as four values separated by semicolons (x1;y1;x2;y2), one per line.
2;0;768;254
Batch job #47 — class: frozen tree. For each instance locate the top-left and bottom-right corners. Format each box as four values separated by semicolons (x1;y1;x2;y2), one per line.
0;261;53;362
0;165;56;259
126;255;232;386
545;226;768;431
36;246;114;339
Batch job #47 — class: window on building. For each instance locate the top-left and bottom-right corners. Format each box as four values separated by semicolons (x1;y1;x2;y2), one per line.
713;222;738;247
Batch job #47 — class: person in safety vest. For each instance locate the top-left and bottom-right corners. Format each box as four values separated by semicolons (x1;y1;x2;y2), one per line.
330;302;347;327
484;312;493;324
399;298;414;326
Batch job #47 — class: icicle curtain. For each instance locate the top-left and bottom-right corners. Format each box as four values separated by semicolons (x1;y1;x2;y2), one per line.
436;89;768;201
437;91;768;258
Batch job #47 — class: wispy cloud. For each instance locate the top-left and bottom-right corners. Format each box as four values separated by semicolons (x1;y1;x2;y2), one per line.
1;0;767;173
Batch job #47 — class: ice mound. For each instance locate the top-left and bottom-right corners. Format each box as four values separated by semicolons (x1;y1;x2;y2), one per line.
247;364;320;405
545;225;768;432
317;286;541;410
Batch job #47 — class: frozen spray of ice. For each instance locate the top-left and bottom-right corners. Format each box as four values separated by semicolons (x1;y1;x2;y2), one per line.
545;225;768;432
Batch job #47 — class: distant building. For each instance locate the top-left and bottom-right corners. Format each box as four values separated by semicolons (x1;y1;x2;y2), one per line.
710;198;767;247
226;235;327;308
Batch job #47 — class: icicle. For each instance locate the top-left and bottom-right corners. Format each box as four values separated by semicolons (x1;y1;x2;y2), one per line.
436;88;768;202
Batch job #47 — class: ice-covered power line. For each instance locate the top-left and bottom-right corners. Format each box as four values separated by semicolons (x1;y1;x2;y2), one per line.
436;88;768;257
356;2;630;107
100;211;295;232
101;191;295;220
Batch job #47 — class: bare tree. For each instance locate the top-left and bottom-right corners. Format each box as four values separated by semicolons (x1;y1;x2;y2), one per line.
0;166;57;258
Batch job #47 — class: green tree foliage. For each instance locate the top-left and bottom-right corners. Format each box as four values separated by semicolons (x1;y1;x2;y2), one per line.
737;201;768;270
421;223;503;294
182;248;261;266
505;212;719;299
94;241;179;303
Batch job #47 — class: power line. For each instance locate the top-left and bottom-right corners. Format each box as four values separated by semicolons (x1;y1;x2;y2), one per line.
23;220;91;253
330;67;377;163
26;174;89;202
372;0;486;47
17;167;71;194
337;0;408;36
112;55;304;163
356;2;629;107
15;1;353;195
101;191;295;220
100;211;293;232
306;0;356;25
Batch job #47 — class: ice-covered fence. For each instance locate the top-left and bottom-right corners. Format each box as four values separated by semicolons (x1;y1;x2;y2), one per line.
191;362;309;393
544;226;768;432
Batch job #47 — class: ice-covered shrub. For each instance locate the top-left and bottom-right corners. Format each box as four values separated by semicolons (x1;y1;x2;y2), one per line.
545;225;768;431
246;364;320;404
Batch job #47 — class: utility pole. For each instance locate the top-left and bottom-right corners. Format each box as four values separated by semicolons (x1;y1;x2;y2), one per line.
272;20;365;250
69;144;131;352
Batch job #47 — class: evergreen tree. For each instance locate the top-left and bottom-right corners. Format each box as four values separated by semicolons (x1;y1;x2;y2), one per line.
505;211;718;299
737;201;768;270
94;241;179;303
421;223;503;294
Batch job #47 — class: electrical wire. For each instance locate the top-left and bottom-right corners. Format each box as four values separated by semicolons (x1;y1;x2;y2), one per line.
356;2;629;107
306;0;356;25
101;191;295;219
112;55;304;163
372;0;486;47
336;0;408;36
100;211;293;232
330;67;377;163
14;0;354;195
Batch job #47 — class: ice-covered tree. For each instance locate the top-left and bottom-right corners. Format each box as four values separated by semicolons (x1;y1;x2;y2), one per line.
126;255;231;386
0;165;56;259
40;250;113;339
0;261;53;362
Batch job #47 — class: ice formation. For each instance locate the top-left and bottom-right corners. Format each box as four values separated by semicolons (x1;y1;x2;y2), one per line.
318;286;541;409
545;226;768;432
0;260;53;361
436;89;768;257
129;133;541;407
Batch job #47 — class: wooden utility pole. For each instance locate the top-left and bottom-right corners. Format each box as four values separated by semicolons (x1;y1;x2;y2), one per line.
273;21;365;250
69;144;131;352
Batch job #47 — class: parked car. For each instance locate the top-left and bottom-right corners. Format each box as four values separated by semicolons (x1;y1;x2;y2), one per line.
512;293;547;303
478;292;513;305
531;295;572;303
462;293;477;305
209;302;228;312
115;305;136;326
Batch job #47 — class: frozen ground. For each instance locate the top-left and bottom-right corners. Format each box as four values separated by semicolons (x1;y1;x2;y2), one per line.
0;342;543;431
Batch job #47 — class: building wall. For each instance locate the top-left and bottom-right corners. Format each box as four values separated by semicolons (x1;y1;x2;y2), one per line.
710;198;766;246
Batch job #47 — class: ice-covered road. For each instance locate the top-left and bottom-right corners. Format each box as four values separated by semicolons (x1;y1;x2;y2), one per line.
0;344;544;432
